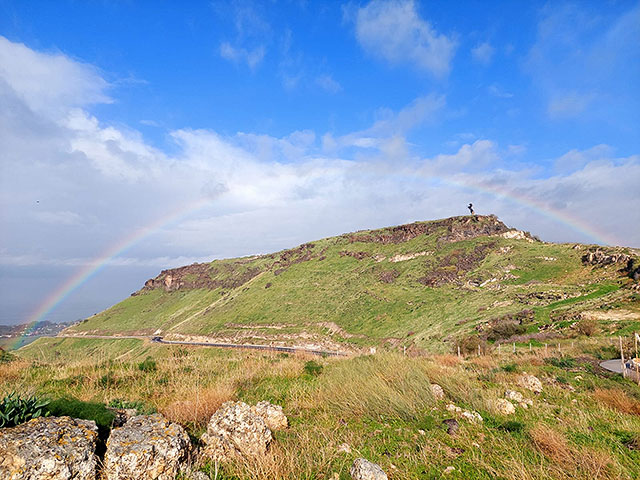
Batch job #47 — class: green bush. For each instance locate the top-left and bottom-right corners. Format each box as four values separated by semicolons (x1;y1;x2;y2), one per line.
108;398;156;415
0;392;49;428
0;347;16;364
46;397;115;438
303;360;323;377
138;356;157;372
497;420;525;433
545;356;576;369
500;363;518;373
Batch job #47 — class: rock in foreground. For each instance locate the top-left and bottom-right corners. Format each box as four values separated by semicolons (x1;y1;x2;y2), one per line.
201;401;272;461
251;400;288;430
104;414;190;480
0;416;98;480
350;458;388;480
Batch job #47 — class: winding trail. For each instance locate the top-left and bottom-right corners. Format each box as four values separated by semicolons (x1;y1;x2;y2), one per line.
56;334;347;357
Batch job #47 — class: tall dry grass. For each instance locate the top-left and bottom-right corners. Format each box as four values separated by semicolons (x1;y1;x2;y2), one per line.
315;353;436;420
593;388;640;415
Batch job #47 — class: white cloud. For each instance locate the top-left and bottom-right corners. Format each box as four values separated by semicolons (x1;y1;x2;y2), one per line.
547;91;595;118
471;42;494;65
1;34;638;293
315;74;342;93
220;42;266;70
488;84;513;98
353;0;457;77
0;36;110;116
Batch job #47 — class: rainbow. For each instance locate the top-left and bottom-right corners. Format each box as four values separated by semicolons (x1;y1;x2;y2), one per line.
11;174;619;349
440;176;620;246
9;197;213;349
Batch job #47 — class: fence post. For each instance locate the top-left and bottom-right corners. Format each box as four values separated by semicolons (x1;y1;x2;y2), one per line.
619;336;626;379
457;345;461;358
529;342;532;352
513;342;515;353
545;343;548;355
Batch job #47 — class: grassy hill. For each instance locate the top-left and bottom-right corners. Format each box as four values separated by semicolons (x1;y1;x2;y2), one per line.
61;215;640;353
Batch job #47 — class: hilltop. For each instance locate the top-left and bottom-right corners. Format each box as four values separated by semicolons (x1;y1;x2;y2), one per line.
59;215;640;354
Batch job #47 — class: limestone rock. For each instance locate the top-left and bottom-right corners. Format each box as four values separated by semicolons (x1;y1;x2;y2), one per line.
495;399;516;415
104;414;190;480
461;410;483;423
504;390;524;403
430;383;445;400
0;416;98;480
518;374;543;393
446;403;482;423
251;401;288;430
201;401;272;461
350;458;388;480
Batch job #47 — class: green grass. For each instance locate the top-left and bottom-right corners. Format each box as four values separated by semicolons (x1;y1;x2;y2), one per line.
57;216;637;354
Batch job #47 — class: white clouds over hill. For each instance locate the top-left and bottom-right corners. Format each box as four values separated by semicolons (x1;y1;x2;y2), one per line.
0;33;638;287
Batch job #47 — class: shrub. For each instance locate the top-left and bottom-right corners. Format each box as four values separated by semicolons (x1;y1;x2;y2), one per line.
303;360;323;377
138;356;157;373
0;347;16;364
501;363;518;373
46;397;115;438
0;392;49;428
497;420;525;433
575;318;599;336
108;398;156;415
545;356;576;369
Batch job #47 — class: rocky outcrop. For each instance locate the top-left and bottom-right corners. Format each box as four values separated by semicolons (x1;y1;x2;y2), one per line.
0;416;98;480
582;249;630;267
201;401;272;461
518;374;543;394
350;458;388;480
103;414;190;480
251;401;288;431
346;215;509;245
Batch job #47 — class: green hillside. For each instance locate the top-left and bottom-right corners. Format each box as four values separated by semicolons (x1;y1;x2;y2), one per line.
64;215;640;353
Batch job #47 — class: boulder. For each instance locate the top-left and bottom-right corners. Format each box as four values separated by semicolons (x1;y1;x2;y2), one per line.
0;416;98;480
518;374;543;394
504;390;524;403
251;401;288;430
430;383;445;400
103;414;190;480
201;401;272;461
495;399;515;415
350;458;388;480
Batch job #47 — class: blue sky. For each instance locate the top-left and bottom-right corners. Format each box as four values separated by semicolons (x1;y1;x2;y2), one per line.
0;1;639;325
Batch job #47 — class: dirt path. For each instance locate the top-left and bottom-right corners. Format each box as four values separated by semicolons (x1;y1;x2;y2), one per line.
56;334;347;357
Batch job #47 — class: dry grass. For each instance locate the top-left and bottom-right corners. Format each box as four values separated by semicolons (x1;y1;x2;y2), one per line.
161;382;235;427
316;353;436;420
593;388;640;415
530;424;572;465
